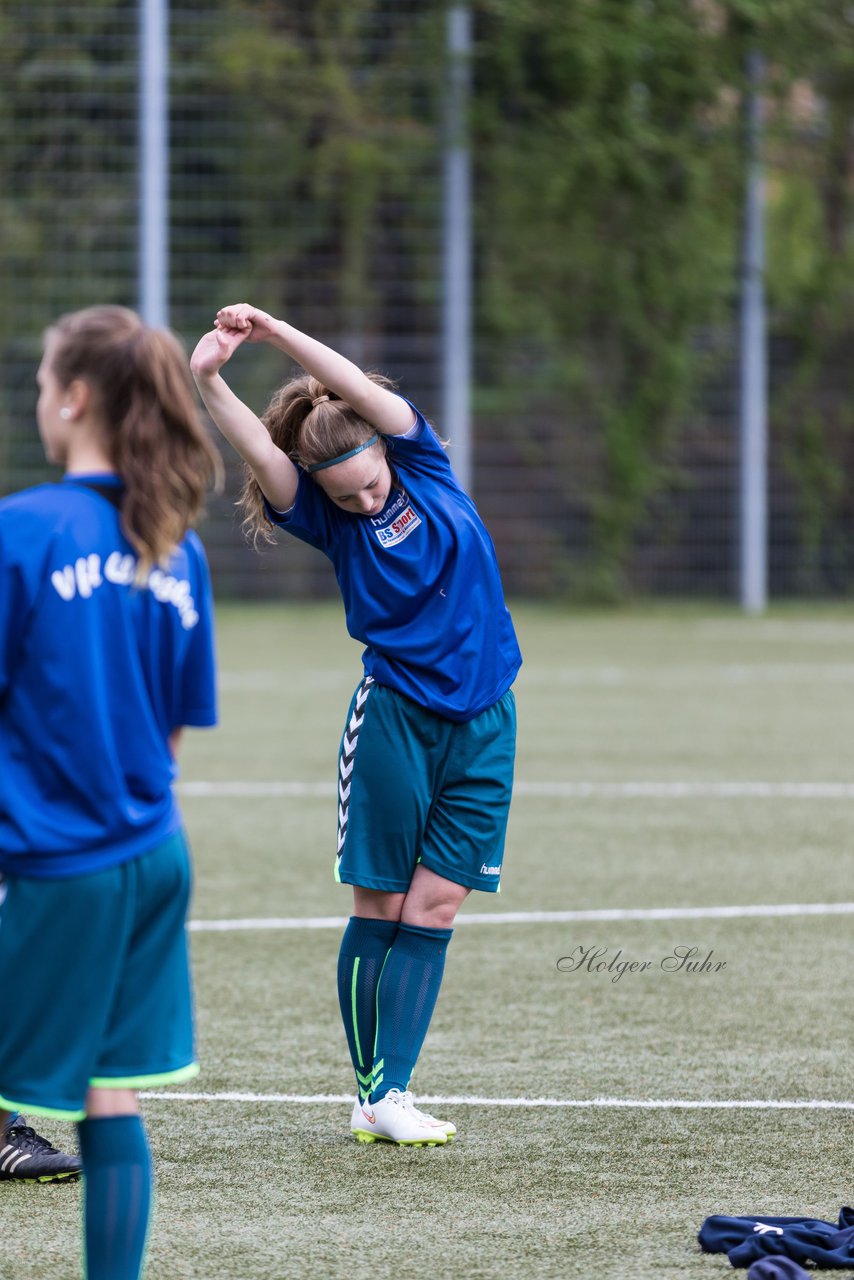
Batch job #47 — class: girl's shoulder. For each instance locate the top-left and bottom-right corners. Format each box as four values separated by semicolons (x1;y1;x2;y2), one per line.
1;480;63;512
384;404;454;475
181;526;212;566
0;482;74;543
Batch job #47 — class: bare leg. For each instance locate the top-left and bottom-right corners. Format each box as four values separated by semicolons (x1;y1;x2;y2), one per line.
84;1086;139;1116
400;864;470;928
352;885;405;921
352;865;470;926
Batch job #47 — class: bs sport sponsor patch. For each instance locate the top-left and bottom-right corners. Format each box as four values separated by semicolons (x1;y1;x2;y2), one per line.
371;491;422;548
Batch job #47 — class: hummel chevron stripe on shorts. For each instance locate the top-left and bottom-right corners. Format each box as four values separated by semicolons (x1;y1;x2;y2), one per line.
336;676;373;867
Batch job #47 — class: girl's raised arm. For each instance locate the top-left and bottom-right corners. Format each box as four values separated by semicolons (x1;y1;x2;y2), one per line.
215;304;415;437
190;325;299;513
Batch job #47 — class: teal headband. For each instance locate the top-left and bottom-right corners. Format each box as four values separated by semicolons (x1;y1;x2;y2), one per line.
304;435;380;473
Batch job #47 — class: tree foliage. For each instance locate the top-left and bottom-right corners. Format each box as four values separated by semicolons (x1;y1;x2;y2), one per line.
1;1;852;593
472;0;854;594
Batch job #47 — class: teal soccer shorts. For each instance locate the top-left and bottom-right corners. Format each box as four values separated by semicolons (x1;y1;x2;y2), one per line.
335;678;516;894
0;829;198;1121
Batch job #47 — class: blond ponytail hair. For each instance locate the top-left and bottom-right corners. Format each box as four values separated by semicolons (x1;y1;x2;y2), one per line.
45;306;223;575
240;370;393;544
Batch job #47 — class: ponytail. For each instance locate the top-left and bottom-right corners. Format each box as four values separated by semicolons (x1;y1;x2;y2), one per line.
239;370;393;544
45;307;223;576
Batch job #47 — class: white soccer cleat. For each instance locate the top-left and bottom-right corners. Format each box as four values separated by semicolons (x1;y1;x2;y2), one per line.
405;1096;457;1140
350;1093;457;1138
351;1089;448;1147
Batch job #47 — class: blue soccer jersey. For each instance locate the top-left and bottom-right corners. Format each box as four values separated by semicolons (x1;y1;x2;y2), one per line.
272;404;522;721
0;475;217;878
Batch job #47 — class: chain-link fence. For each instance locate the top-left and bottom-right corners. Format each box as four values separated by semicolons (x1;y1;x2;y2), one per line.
2;2;852;600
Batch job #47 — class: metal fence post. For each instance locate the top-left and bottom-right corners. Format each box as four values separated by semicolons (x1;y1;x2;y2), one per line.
139;0;169;327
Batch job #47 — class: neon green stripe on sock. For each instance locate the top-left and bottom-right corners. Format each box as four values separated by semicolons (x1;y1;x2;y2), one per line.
368;946;393;1102
356;1068;372;1101
351;957;364;1068
373;951;391;1061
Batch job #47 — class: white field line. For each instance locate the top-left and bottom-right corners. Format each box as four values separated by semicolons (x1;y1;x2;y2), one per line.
517;664;854;686
188;902;854;932
695;619;854;645
138;1090;854;1112
178;780;854;800
218;663;854;689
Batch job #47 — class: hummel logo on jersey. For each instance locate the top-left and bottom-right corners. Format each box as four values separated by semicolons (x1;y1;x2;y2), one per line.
371;490;422;548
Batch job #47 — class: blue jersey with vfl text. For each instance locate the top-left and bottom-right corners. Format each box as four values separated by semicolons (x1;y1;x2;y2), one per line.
271;405;521;721
0;475;217;879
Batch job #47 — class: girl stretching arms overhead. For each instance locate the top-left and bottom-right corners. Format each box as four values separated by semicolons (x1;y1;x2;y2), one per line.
192;304;520;1147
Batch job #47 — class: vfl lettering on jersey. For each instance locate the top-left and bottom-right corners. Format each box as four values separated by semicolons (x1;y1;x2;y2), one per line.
50;552;200;628
374;504;421;548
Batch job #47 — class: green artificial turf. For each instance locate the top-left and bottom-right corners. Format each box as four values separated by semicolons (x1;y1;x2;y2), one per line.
8;603;854;1280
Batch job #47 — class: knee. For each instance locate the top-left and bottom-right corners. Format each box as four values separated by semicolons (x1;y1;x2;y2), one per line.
401;895;464;931
400;867;470;930
85;1087;139;1118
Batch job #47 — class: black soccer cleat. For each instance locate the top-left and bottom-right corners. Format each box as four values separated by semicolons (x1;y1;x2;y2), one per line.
0;1120;81;1183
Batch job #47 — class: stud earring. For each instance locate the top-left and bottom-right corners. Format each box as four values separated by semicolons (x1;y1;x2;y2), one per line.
60;407;73;420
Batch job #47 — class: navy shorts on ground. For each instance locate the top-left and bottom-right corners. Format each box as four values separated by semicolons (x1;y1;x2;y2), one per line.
335;678;516;894
0;829;198;1121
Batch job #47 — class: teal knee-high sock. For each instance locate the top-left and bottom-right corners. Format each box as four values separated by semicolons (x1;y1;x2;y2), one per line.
337;917;400;1102
372;923;453;1102
77;1115;152;1280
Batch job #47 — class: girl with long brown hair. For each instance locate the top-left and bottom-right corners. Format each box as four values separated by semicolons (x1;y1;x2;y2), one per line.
0;306;221;1280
